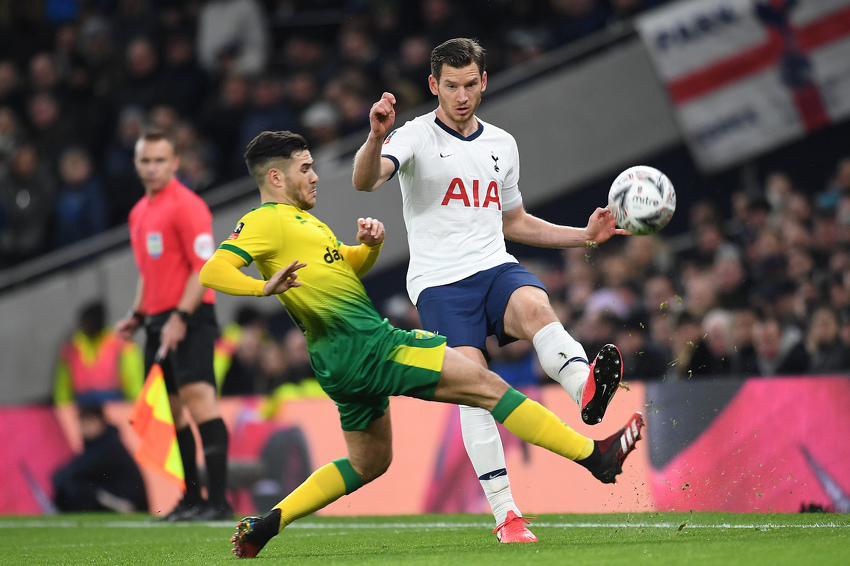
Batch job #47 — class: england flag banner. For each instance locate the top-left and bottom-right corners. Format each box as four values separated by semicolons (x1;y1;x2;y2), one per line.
635;0;850;172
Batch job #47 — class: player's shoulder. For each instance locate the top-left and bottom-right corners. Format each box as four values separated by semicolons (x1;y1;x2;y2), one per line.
385;113;443;153
227;204;280;246
244;202;308;227
412;111;438;127
477;116;514;141
239;202;280;224
248;202;279;214
396;111;438;135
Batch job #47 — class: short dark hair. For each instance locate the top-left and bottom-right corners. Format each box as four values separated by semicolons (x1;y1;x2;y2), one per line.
244;130;309;184
430;38;486;82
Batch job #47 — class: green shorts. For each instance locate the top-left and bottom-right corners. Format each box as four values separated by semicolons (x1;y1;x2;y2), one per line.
309;321;446;431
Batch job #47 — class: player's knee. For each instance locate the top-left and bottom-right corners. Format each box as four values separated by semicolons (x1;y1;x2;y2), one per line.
352;451;392;483
527;300;558;327
506;292;558;337
373;453;392;480
468;370;511;411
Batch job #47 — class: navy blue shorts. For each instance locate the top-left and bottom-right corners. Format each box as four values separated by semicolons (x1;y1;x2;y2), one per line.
416;263;546;354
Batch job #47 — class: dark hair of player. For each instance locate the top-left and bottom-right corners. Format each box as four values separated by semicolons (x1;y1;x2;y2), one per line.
430;37;486;82
244;131;310;183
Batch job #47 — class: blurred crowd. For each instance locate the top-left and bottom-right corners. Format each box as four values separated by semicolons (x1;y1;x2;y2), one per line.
0;0;670;268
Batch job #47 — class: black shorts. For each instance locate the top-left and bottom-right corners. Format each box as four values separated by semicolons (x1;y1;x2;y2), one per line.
144;303;219;394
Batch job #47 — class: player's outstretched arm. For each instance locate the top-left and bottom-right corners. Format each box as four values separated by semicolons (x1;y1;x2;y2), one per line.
200;250;266;296
502;205;588;248
502;205;629;249
353;92;397;192
200;250;306;297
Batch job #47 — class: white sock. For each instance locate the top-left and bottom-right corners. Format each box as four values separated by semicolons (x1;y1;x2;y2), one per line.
459;404;518;525
532;321;589;406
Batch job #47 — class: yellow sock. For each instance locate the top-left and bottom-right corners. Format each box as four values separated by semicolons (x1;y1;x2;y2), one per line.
273;458;363;531
500;396;594;461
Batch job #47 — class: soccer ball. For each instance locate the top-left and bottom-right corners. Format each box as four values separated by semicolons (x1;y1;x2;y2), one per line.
607;165;676;235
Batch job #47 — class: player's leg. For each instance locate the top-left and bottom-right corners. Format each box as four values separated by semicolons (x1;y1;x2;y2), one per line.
417;281;532;542
502;282;623;425
174;305;232;520
434;347;643;483
275;411;392;523
231;411;392;558
452;346;531;540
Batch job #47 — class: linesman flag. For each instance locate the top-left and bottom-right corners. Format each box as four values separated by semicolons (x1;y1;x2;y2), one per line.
129;359;184;490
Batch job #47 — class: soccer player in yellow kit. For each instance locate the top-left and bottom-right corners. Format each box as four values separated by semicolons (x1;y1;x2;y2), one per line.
199;131;643;559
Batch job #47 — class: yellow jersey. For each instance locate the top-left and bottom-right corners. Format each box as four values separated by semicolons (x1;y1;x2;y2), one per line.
217;203;384;350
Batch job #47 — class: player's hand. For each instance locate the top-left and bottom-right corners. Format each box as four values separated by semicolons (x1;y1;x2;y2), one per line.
585;206;630;244
369;92;396;138
357;217;385;246
264;260;307;296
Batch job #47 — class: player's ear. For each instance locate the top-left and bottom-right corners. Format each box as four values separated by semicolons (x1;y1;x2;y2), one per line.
428;75;438;96
481;71;487;92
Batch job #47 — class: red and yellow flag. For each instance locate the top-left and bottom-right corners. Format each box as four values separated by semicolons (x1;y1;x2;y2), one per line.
129;362;184;490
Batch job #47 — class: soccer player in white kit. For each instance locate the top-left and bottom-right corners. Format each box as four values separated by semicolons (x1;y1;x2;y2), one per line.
353;38;634;542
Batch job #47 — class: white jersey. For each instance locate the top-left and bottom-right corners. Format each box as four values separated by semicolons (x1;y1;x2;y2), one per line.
382;111;523;304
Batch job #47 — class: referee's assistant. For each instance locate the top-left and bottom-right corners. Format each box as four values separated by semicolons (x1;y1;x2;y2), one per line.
116;131;232;521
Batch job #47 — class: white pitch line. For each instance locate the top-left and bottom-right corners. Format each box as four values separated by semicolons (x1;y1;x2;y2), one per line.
292;521;850;530
1;520;848;530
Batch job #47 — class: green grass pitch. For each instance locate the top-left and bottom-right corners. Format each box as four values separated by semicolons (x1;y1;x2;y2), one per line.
1;512;848;565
